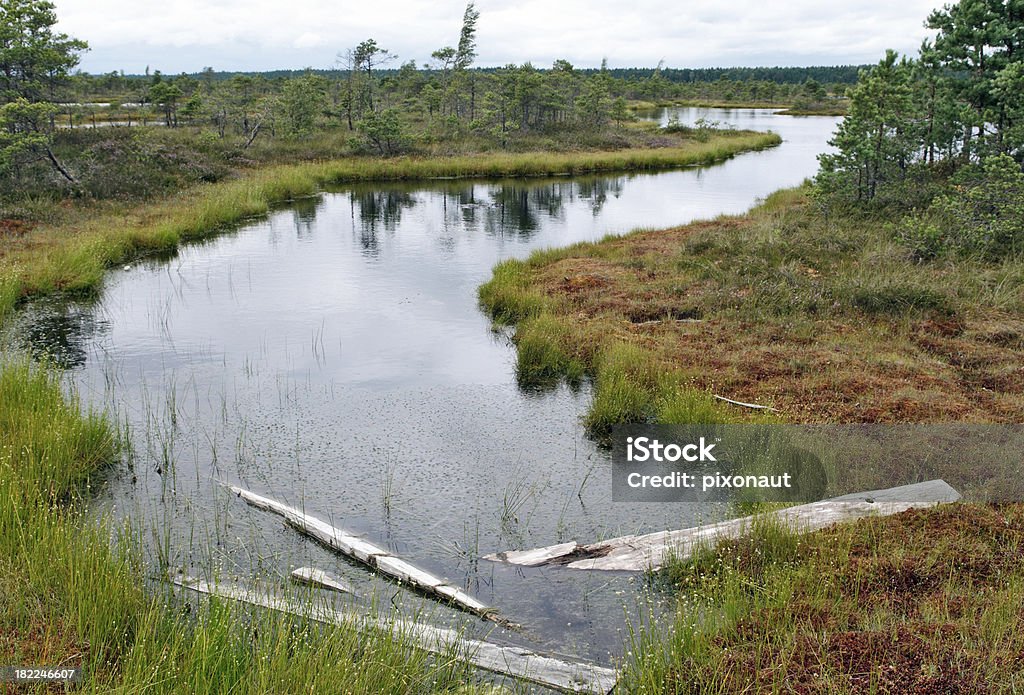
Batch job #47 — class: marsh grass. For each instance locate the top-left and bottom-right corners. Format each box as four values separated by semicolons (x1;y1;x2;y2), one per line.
0;359;499;693
479;184;1024;428
623;504;1024;693
513;314;586;386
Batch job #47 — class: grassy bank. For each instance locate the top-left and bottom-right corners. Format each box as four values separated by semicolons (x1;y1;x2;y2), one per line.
0;130;780;319
0;359;495;692
622;503;1024;692
478;185;1023;436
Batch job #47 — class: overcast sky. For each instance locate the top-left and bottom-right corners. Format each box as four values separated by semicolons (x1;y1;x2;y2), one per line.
54;0;946;75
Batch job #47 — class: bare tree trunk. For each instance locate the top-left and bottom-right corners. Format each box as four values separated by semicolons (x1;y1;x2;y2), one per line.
44;146;77;184
244;122;262;148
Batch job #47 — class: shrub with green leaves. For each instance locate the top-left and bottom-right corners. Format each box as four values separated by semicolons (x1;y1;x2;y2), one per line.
356;108;412;155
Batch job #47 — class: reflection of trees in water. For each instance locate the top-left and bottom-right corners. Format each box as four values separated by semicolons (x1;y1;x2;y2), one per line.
480;177;627;237
575;176;625;217
349;190;417;255
339;173;629;248
482;183;568;239
14;299;108;370
290;196;321;240
438;186;481;230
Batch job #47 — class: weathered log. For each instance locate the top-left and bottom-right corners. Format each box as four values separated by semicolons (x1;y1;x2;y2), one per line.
172;574;619;694
486;479;961;572
290;567;357;596
224;484;500;622
712;394;778;411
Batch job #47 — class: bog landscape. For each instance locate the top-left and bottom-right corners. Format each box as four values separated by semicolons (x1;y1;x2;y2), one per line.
1;0;1023;692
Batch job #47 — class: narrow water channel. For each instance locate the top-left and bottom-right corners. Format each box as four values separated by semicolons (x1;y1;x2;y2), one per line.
10;108;840;668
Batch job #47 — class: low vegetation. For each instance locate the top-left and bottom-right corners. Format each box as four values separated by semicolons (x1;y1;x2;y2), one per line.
479;185;1024;434
623;504;1024;692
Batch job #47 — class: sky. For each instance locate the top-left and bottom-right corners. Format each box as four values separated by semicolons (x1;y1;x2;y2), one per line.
53;0;947;75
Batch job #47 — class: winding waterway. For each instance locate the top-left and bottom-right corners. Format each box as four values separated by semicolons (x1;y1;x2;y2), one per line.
11;108;840;671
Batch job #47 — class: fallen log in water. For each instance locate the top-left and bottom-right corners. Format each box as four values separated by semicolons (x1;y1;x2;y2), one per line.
172;574;619;694
485;480;961;572
290;567;357;596
223;483;499;622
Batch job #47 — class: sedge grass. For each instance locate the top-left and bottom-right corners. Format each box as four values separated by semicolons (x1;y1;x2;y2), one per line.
0;359;497;693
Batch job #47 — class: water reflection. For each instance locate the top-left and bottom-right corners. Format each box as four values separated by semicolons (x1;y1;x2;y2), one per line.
329;177;628;245
12;297;108;369
576;176;625;216
290;196;321;240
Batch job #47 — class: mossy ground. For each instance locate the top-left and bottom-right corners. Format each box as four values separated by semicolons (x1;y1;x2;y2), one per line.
479;186;1023;431
624;503;1024;693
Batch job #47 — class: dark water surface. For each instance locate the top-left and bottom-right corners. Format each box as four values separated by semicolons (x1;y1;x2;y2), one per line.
11;108;840;669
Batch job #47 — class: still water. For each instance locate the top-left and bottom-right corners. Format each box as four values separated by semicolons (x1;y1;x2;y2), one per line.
12;108;840;669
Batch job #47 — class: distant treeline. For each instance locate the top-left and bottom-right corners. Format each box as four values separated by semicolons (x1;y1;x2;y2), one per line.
110;65;867;86
587;66;864;84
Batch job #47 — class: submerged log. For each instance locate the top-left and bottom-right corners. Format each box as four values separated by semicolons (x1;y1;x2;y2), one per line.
172;574;619;694
486;479;961;572
224;484;498;621
290;567;357;596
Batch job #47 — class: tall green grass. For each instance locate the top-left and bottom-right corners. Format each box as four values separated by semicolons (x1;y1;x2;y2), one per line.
0;359;492;693
477;258;550;325
513;314;586;386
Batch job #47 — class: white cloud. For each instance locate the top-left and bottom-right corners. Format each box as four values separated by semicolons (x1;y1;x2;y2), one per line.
53;0;945;73
293;32;325;49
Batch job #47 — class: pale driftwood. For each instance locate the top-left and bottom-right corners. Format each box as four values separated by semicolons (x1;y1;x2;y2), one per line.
224;484;499;622
486;480;961;572
172;574;618;694
712;394;778;411
634;318;704;327
495;541;579;568
290;567;357;596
